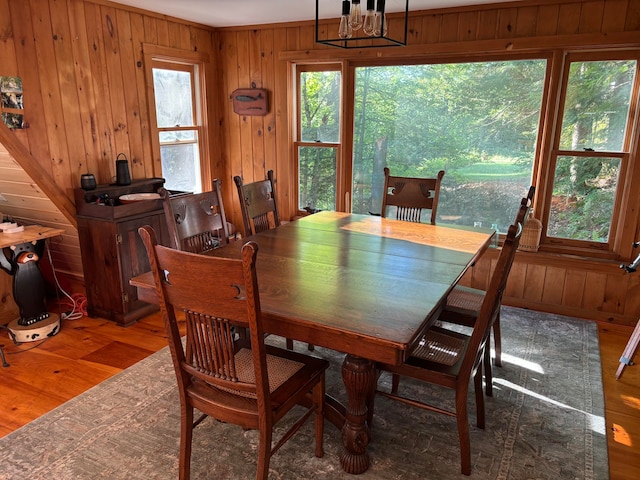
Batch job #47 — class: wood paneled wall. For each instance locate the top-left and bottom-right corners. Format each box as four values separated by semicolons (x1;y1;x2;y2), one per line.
1;0;640;325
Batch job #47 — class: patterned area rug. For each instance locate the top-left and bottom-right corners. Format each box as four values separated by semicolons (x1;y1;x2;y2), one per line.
0;307;608;479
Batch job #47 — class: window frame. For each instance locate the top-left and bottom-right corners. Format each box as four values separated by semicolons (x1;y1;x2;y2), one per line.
541;50;640;254
143;44;211;193
291;48;640;260
293;62;348;215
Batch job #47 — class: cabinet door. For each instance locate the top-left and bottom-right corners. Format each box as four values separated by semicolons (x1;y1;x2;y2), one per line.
116;213;169;315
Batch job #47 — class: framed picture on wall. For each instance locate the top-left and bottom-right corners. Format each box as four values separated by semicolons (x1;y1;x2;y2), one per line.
1;76;24;129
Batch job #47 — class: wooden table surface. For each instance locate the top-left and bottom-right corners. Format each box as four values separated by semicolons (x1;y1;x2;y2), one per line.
210;211;492;364
0;225;65;249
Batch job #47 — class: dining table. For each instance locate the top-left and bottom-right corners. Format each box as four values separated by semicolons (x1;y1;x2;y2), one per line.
131;211;494;474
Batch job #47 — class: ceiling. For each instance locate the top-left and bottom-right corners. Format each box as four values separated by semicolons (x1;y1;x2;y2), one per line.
109;0;518;28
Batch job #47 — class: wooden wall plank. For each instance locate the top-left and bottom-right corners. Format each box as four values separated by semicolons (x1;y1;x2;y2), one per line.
496;7;518;38
249;29;266;181
523;264;546;302
439;13;458;43
50;0;87;193
579;1;605;33
541;266;565;305
535;4;559;36
583;271;607;310
68;0;103;177
30;0;73;190
457;11;478;42
603;272;627;314
556;2;582;35
261;29;277;177
561;269;586;308
115;9;145;180
10;1;50;169
602;0;629;32
625;0;640;31
515;5;538;38
422;13;442;44
476;9;498;40
129;12;153;180
84;1;116;182
100;5;129;163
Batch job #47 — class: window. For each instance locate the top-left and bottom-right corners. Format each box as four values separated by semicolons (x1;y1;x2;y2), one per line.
546;55;637;246
293;49;640;257
351;60;547;233
295;65;342;212
144;45;210;194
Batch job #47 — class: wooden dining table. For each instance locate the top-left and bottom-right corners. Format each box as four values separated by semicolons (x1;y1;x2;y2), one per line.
131;211;494;474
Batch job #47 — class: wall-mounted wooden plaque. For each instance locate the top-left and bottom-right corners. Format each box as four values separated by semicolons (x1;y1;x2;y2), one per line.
231;88;269;116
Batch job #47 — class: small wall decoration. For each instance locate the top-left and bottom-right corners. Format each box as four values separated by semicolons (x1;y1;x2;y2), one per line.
231;88;269;116
1;76;25;129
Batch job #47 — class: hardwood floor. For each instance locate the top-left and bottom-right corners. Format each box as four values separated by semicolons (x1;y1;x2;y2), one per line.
1;304;639;479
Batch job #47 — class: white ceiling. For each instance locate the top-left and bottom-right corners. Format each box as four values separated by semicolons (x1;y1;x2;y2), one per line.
109;0;518;28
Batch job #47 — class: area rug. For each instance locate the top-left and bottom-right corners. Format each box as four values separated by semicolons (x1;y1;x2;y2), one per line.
0;307;608;479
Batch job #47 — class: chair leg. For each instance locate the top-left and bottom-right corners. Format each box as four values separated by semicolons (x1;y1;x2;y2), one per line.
493;314;502;367
455;389;472;476
391;373;400;394
286;338;293;350
256;427;273;480
474;367;485;430
179;405;194;480
313;379;325;458
483;341;493;397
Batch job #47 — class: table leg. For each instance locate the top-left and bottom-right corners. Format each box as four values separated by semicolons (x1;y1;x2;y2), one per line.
340;354;375;474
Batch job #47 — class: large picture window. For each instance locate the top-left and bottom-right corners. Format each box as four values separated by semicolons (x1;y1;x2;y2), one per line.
294;50;640;256
351;60;547;233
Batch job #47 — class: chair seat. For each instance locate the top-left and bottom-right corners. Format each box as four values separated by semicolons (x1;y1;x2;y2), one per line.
410;328;467;367
442;285;483;321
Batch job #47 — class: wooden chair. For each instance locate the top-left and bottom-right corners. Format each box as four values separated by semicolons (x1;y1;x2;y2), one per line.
138;226;328;480
381;168;445;224
439;186;534;396
233;170;310;351
374;217;525;476
233;170;280;237
159;179;235;254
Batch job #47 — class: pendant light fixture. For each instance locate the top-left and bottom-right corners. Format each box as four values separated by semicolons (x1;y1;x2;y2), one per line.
316;0;409;48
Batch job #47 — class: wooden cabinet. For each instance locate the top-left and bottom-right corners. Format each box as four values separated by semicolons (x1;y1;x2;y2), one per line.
75;179;170;326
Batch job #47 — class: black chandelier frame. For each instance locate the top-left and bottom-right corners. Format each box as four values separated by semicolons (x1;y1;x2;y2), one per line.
315;0;409;49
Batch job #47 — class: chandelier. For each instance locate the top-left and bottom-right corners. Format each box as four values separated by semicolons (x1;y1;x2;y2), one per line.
316;0;409;48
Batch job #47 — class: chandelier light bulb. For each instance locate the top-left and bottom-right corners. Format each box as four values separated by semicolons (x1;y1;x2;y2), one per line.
362;0;376;36
374;0;388;37
339;0;353;39
349;0;363;31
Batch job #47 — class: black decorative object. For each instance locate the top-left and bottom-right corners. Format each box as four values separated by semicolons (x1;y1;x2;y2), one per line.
80;173;97;190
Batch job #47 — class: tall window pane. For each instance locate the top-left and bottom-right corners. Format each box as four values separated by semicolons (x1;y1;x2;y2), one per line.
352;60;547;232
152;65;201;193
559;60;636;152
300;71;340;143
298;146;337;211
297;68;341;212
